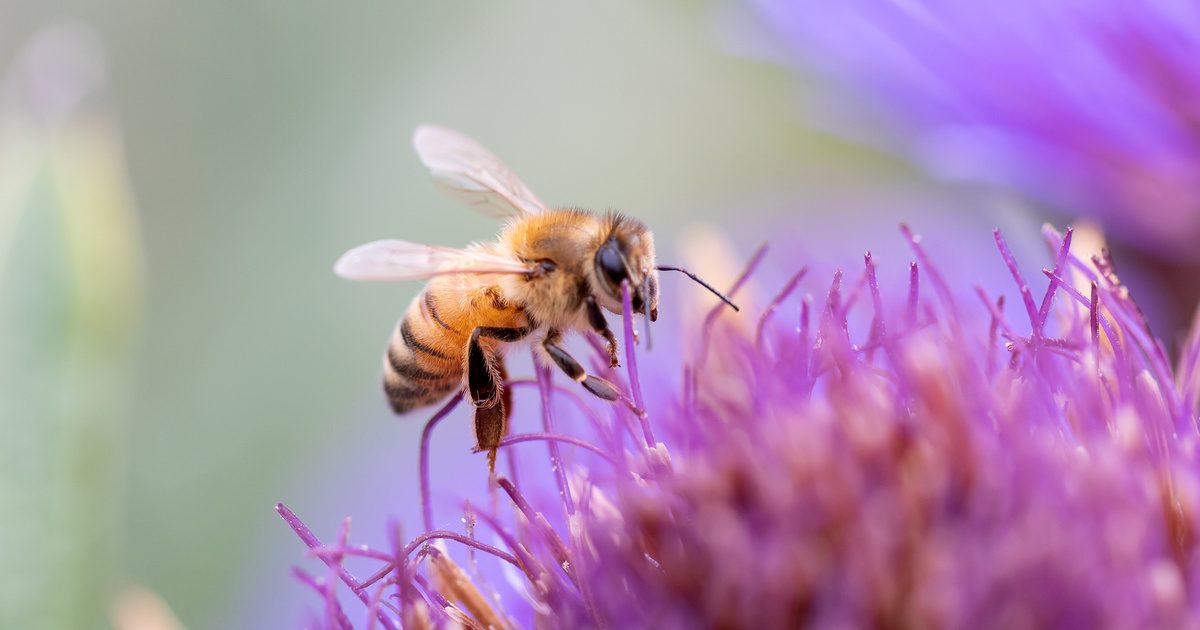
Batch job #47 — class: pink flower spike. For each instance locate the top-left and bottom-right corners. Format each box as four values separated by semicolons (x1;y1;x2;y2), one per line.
1036;226;1074;337
534;352;575;517
292;567;353;630
419;396;462;533
994;228;1043;339
756;266;808;351
276;503;398;630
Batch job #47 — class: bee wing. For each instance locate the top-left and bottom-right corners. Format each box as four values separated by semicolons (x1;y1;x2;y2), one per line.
413;125;547;218
335;239;532;281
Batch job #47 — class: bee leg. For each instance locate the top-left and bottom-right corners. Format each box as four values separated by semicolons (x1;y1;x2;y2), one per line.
543;328;622;401
467;326;530;452
586;296;620;368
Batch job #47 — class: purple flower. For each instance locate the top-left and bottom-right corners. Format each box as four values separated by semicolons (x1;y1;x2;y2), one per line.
750;0;1200;259
280;224;1200;628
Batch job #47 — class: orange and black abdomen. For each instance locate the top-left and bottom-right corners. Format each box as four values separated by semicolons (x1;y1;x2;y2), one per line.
382;291;464;414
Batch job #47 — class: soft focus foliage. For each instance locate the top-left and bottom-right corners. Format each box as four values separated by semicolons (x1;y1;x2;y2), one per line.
752;0;1200;259
284;224;1200;628
0;25;142;629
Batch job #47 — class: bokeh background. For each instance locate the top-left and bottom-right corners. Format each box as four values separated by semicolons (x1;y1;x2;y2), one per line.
0;2;1049;628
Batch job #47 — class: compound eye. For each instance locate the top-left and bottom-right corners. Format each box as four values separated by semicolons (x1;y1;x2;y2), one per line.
596;239;627;288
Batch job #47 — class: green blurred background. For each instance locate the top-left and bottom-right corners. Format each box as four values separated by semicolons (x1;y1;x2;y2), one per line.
0;2;1026;628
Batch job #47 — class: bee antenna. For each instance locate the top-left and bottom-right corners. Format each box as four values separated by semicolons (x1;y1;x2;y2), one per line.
656;265;740;312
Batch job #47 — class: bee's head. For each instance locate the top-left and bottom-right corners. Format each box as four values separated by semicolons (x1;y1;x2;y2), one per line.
592;216;659;320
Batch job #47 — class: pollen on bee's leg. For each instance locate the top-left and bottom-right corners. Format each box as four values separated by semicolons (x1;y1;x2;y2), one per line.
473;402;506;453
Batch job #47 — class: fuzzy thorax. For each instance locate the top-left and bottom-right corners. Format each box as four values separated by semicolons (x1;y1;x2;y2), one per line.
494;208;658;330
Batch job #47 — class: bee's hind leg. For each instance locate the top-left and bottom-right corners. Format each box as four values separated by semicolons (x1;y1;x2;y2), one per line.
467;326;529;453
542;328;622;401
585;296;620;368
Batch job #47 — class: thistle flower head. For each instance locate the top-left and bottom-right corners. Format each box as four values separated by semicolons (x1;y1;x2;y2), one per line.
281;224;1200;629
750;0;1200;258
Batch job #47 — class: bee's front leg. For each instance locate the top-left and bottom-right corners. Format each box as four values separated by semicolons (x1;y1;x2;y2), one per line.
585;296;619;368
543;328;621;401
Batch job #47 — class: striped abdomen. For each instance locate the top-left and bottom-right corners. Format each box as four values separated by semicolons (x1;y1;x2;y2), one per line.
382;293;463;414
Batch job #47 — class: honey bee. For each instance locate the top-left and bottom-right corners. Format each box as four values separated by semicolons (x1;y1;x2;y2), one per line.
335;125;737;453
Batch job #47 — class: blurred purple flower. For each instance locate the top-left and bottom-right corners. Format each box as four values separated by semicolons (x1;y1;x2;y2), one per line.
750;0;1200;259
281;224;1200;628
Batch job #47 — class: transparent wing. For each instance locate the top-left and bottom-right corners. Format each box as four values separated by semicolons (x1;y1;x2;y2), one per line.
334;239;532;281
413;124;547;218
